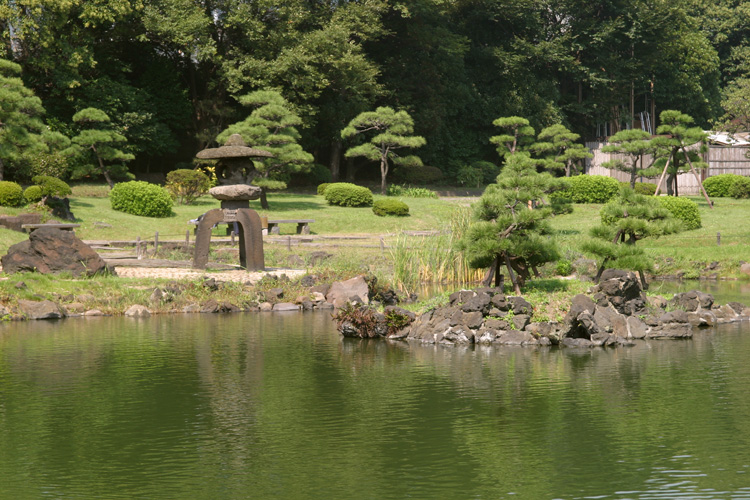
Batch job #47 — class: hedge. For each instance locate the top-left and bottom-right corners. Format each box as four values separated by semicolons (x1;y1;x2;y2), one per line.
556;175;620;203
323;183;373;207
373;199;410;217
110;181;173;217
703;174;745;197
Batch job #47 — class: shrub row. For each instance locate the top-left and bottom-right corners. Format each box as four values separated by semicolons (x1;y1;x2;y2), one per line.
554;175;621;203
110;181;173;217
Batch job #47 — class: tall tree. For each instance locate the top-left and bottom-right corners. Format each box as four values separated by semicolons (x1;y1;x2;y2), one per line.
601;129;655;187
217;90;313;209
582;187;684;288
341;107;426;195
0;58;46;181
69;108;134;188
489;117;536;159
531;124;593;177
457;153;559;294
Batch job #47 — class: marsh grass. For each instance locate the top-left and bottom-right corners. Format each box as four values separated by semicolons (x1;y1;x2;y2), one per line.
390;206;484;291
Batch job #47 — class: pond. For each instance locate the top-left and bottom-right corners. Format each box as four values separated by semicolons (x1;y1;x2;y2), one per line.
1;283;750;499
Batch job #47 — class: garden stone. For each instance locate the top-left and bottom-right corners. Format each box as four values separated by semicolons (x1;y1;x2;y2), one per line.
18;300;64;320
626;316;648;339
687;310;717;327
658;310;689;324
461;293;491;313
727;302;746;314
648;323;692;339
124;305;151;317
273;302;300;312
183;303;201;313
208;184;262;200
260;302;273;312
326;276;369;309
442;327;473;344
461;311;484;330
485;318;510;330
2;227;110;277
84;309;105;316
511;314;531;330
494;330;536;345
741;263;750;277
507;296;533;314
561;337;595;348
648;296;668;309
490;294;509;311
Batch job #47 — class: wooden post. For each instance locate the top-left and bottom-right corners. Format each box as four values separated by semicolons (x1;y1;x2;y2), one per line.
680;145;714;209
185;230;190;251
136;236;141;259
717;232;721;246
154;232;159;253
653;155;672;196
231;230;236;246
380;237;385;253
287;236;291;251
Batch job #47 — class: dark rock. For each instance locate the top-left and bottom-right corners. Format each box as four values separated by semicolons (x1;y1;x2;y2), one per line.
648;296;668;309
727;302;747;314
561;337;595;348
626;316;648;339
490;294;509;311
47;196;75;221
462;311;485;330
273;302;300;312
309;251;333;266
648;323;692;339
17;300;64;320
15;281;26;289
511;314;531;330
485;318;510;330
461;292;491;313
200;300;239;313
267;287;284;300
2;227;111;277
507;296;533;314
299;274;317;287
494;330;537;345
658;310;690;324
301;300;315;311
458;290;476;304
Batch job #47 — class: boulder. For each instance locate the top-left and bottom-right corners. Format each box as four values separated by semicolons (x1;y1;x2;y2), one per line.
17;300;64;320
124;305;151;317
1;227;111;277
273;302;300;312
326;276;370;308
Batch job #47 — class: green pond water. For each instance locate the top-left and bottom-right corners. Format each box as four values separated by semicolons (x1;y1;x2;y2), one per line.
1;285;750;499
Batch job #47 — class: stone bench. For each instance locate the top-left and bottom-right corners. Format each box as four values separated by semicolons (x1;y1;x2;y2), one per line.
22;223;80;233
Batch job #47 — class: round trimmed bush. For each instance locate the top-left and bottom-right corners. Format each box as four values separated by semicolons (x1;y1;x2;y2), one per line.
0;181;25;207
323;183;373;207
165;168;210;204
621;181;657;196
373;199;409;217
23;185;43;203
703;173;745;197
110;181;173;217
729;176;750;199
657;196;701;230
559;175;620;203
317;183;331;196
31;175;72;197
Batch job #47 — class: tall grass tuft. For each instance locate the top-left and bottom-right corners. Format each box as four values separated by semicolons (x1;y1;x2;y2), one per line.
390;206;484;290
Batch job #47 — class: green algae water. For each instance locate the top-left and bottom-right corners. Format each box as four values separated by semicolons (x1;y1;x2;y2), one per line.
2;305;750;499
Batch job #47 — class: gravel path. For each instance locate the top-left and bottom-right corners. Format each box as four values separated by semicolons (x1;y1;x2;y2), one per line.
113;266;307;283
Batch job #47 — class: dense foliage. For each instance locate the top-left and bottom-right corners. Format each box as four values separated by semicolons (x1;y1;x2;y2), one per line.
0;181;24;207
729;176;750;199
109;181;173;218
657;196;702;230
165;169;210;205
703;173;745;197
372;199;410;217
556;175;621;203
31;175;72;198
323;183;374;207
0;1;745;184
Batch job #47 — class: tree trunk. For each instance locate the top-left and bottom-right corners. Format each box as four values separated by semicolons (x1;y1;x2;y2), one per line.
260;188;269;210
630;157;638;188
482;256;498;287
380;156;388;195
504;253;521;295
330;140;342;182
0;158;4;181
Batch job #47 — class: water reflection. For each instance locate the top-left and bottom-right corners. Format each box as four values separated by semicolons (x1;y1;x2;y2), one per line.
1;309;750;499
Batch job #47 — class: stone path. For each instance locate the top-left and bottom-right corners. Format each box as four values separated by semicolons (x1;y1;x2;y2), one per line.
113;265;307;283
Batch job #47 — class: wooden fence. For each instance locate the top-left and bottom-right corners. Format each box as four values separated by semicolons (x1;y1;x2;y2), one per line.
585;142;750;195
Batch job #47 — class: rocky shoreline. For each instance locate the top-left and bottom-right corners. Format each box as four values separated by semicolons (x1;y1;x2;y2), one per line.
337;270;750;347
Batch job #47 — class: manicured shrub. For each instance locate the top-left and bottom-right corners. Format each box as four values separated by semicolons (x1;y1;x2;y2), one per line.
373;199;410;217
165;168;211;204
456;165;482;187
657;196;701;230
317;183;331;195
555;259;573;276
0;181;25;207
31;175;72;198
386;184;438;198
110;181;173;217
323;182;373;207
703;173;745;197
729;176;750;199
620;181;657;195
557;175;620;203
392;165;444;185
23;185;43;203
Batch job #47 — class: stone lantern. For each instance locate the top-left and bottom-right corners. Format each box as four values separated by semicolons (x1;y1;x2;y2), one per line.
192;134;273;271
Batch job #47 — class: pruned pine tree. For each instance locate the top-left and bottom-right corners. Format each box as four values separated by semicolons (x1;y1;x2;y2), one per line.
341;107;426;195
601;129;655;188
489;116;535;159
0;59;46;181
653;110;713;207
218;90;313;209
582;187;684;289
531;124;593;177
69;108;134;188
457;153;559;295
